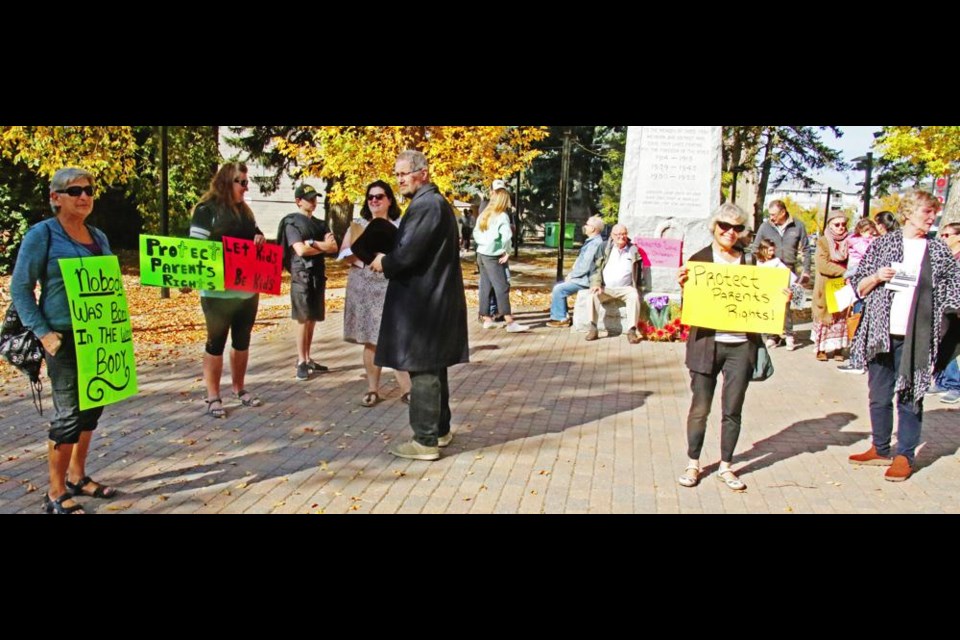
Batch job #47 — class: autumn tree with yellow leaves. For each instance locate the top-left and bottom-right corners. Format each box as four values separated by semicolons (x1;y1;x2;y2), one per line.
269;126;548;204
874;126;960;224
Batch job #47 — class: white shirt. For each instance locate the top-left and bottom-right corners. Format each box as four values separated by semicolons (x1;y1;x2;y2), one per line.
712;249;748;344
888;237;927;336
602;244;634;288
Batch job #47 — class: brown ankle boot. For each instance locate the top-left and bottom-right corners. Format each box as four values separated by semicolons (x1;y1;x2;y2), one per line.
884;455;912;482
848;445;893;466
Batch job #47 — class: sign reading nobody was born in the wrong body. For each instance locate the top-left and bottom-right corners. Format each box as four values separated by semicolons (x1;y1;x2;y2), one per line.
139;235;225;291
59;256;138;410
681;262;790;334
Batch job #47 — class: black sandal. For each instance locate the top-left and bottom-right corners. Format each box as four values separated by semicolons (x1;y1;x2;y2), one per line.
66;476;118;499
235;389;262;407
43;493;85;514
205;397;226;418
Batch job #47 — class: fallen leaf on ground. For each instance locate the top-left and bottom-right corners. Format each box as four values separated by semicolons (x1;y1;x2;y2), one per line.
235;482;249;489
106;503;132;511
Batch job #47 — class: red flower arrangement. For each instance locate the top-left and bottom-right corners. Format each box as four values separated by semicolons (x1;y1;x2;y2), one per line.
637;317;689;342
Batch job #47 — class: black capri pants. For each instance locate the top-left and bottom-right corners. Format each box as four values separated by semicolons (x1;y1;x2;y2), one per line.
200;294;260;356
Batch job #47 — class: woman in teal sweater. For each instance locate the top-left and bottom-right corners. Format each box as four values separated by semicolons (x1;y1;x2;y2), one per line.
472;190;528;333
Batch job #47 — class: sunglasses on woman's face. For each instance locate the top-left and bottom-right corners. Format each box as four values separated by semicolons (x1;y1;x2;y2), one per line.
716;221;745;233
234;178;249;187
367;193;386;202
55;185;95;197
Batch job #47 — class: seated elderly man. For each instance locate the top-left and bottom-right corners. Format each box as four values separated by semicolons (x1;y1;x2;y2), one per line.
585;224;642;342
546;216;607;327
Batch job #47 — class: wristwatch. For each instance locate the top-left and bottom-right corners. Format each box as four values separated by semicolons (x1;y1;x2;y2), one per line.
306;239;315;247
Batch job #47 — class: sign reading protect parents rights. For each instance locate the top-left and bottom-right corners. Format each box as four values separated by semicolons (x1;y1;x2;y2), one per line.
139;235;225;291
59;256;138;410
681;262;790;334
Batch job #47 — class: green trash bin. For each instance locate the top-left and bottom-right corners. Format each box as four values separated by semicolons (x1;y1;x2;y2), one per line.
544;222;575;249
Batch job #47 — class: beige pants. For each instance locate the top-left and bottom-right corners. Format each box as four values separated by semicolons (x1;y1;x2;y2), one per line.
587;287;640;329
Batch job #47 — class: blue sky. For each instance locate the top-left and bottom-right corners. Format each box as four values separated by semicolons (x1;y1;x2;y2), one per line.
810;126;882;193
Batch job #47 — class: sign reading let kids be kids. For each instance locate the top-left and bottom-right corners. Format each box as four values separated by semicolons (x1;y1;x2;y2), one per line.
680;262;790;334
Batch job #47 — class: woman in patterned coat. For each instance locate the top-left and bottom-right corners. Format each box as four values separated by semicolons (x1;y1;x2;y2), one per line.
847;191;960;481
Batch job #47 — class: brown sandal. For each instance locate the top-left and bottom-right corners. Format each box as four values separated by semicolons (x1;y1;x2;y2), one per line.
361;391;380;407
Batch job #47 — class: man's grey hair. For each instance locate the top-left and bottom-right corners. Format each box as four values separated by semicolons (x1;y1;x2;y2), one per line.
586;215;605;232
396;149;428;171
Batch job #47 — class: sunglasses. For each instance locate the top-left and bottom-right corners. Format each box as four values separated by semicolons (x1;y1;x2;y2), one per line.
716;221;745;233
367;193;387;202
55;185;95;197
234;178;249;187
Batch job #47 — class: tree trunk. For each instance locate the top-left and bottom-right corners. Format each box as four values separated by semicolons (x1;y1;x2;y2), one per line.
753;129;776;230
943;171;960;226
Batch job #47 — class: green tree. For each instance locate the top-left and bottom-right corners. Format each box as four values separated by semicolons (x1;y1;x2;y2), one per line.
723;126;845;229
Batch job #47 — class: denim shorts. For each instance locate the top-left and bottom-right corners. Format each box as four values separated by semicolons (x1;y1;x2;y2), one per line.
44;331;104;446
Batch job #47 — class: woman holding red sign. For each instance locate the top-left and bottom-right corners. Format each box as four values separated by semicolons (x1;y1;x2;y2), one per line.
675;203;763;492
189;162;266;418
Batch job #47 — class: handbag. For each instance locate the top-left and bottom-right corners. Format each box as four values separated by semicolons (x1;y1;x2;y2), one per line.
0;223;52;414
846;311;862;342
751;342;775;382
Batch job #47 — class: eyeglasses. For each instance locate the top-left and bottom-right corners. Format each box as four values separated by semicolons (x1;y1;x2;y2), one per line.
55;185;95;197
394;169;424;179
367;193;387;202
831;221;847;227
716;221;745;233
234;178;249;187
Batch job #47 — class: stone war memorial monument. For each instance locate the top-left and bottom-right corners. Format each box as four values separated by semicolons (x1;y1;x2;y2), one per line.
618;126;722;296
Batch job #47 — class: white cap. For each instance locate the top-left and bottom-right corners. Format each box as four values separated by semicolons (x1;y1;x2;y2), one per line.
491;179;508;192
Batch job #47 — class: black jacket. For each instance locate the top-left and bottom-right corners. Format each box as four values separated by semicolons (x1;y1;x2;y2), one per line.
375;184;469;372
684;245;762;375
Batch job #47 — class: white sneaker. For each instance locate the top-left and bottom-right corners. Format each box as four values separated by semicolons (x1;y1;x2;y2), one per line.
785;336;796;351
504;322;530;333
482;319;505;329
765;338;779;349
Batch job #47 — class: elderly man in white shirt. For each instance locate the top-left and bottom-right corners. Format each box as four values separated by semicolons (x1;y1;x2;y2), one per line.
586;224;643;343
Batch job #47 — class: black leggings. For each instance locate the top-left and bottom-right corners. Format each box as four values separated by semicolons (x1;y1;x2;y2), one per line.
201;295;259;356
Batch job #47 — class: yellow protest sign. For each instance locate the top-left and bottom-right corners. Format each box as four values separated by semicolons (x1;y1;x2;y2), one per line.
825;277;847;313
681;262;790;334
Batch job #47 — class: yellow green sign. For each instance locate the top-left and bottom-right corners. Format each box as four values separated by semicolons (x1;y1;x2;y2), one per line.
139;234;224;290
681;262;790;334
59;256;138;410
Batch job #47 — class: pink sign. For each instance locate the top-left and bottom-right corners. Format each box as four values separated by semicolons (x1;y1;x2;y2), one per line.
634;236;683;268
222;236;282;295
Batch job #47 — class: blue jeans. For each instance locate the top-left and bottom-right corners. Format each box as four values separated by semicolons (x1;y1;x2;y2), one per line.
935;357;960;391
867;336;923;463
550;281;588;321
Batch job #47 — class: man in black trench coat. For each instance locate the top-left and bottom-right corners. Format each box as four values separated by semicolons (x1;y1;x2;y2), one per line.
371;150;469;460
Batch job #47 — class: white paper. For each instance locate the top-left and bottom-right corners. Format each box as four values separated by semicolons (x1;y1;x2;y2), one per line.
833;284;856;311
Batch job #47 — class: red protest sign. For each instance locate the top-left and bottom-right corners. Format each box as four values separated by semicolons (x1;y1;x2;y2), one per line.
634;236;683;267
222;236;282;295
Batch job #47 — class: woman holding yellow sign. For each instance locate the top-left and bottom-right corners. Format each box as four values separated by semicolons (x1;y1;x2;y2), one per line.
812;211;850;361
676;203;763;492
10;167;118;513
